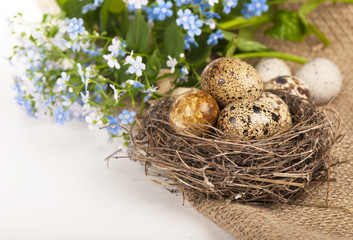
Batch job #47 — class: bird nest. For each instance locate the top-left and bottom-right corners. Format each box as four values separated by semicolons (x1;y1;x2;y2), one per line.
130;91;343;203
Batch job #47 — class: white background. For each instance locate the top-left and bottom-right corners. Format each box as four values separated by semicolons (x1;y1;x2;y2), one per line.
0;1;233;239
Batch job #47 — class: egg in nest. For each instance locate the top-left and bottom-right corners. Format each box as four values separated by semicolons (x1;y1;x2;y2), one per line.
200;57;263;108
169;90;219;134
217;92;292;139
264;76;310;99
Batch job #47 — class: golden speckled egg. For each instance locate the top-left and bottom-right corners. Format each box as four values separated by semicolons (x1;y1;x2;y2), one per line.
200;57;263;108
264;76;310;99
171;87;200;97
217;92;292;139
169;90;219;134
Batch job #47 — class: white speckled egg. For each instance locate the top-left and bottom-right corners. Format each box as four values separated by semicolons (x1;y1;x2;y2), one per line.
255;58;291;83
200;57;263;108
294;58;342;105
169;90;219;134
217;92;292;139
264;75;310;99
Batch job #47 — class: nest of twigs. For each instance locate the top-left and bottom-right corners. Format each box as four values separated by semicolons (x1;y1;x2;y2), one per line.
130;91;343;203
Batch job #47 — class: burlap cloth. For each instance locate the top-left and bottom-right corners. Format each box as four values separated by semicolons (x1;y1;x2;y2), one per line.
185;2;353;239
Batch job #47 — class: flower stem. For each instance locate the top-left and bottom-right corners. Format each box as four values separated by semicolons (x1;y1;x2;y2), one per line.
232;51;308;64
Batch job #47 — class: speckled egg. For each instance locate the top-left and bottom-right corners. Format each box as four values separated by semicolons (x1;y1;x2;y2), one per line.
264;75;310;99
295;58;342;105
169;90;219;134
171;87;200;97
200;57;263;108
255;58;291;83
217;92;292;139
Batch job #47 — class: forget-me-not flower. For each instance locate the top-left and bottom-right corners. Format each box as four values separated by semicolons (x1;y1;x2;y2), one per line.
118;109;136;125
107;116;122;135
176;9;193;30
108;38;126;57
152;0;173;21
66;18;85;40
223;0;238;14
207;0;219;6
184;35;199;50
128;0;148;10
186;15;203;37
166;56;178;73
124;52;146;77
56;72;70;92
142;85;158;102
53;106;70;125
207;30;224;45
126;80;145;88
103;54;121;69
241;0;269;19
175;0;192;6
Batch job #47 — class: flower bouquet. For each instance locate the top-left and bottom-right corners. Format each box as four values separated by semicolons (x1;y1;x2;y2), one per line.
10;0;342;142
9;0;353;239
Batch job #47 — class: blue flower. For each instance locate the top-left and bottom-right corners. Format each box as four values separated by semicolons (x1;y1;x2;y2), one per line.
147;7;156;21
108;38;126;57
207;30;224;45
179;65;189;82
175;0;192;6
142;85;158;102
53;106;70;125
176;9;193;30
241;0;269;19
107;116;122;136
203;11;221;19
118;110;136;125
127;0;148;10
186;15;203;37
83;46;101;56
82;4;98;14
184;35;199;49
223;0;238;14
66;18;85;40
193;0;203;4
126;80;145;88
152;0;173;21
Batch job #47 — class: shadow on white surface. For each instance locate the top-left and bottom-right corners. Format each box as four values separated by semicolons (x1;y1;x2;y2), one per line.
0;1;234;239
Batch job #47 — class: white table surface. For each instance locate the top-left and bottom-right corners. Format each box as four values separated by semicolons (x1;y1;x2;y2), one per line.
0;1;234;239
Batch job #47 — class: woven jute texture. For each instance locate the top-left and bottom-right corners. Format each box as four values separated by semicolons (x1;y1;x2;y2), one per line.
185;2;353;239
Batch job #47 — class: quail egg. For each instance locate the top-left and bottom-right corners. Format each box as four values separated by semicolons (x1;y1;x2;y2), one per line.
264;75;310;99
295;58;342;105
217;92;292;139
171;87;200;97
169;90;219;134
255;58;292;83
200;57;263;108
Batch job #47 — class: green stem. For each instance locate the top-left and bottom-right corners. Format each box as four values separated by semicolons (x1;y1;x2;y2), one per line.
232;51;308;64
218;15;271;30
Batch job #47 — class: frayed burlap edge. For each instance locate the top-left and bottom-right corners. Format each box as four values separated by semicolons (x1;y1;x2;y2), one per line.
185;2;353;240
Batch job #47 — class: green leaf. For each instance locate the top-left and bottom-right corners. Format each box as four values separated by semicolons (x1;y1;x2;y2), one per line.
223;37;237;57
298;0;330;45
55;0;68;8
186;33;212;65
99;0;110;32
264;10;306;42
161;21;185;59
236;37;270;52
57;0;90;18
109;0;126;14
146;50;161;79
126;11;150;52
222;30;236;41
